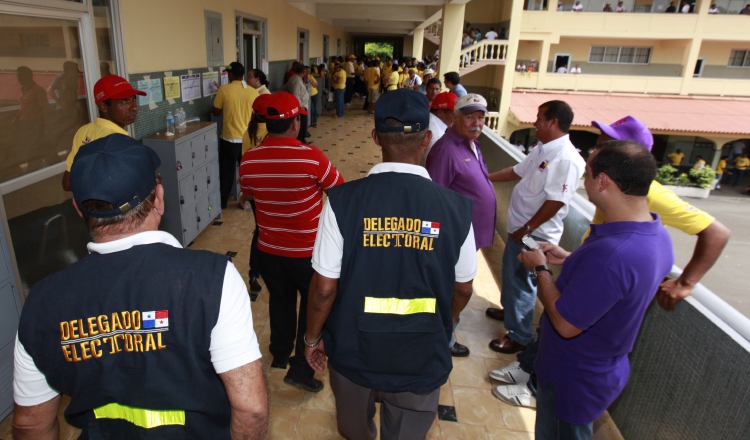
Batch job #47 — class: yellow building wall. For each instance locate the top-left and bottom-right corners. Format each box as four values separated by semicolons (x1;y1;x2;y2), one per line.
517;40;543;61
120;0;350;73
700;41;750;66
460;66;493;86
547;38;689;65
465;0;506;24
403;35;414;57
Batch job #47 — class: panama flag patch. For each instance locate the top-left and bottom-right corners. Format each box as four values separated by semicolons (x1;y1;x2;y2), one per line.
142;310;169;329
421;221;441;236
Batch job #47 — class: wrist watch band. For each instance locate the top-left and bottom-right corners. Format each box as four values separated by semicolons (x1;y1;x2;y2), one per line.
532;265;553;280
523;224;533;233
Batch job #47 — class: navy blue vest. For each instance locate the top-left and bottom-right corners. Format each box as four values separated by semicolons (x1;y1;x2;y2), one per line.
18;242;231;439
325;171;473;393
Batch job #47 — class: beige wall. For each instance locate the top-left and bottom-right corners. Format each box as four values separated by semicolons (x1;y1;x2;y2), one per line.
465;0;506;24
403;35;414;57
546;38;689;65
700;41;750;66
120;0;350;73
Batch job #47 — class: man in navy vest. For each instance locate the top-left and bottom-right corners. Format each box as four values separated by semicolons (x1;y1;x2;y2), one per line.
303;89;478;439
13;134;268;439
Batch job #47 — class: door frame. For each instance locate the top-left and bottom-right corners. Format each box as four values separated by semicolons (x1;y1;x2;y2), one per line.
235;12;267;74
554;53;572;72
693;57;705;78
297;27;309;64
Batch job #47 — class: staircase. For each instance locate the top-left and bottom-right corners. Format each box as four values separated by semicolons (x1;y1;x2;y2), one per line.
423;20;508;75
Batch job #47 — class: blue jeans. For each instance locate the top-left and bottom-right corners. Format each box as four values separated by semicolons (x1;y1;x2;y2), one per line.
310;93;320;126
334;89;345;117
501;233;547;346
448;317;460;348
728;169;745;186
536;382;593;440
518;327;540;374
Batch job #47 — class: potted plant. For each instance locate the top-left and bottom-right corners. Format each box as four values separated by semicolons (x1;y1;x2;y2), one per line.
655;164;716;199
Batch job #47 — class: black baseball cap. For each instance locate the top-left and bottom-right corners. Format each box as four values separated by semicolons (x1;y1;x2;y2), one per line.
223;62;245;78
375;89;430;133
70;134;161;218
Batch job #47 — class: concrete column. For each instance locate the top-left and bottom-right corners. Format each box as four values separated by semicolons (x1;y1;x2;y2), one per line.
679;0;709;95
498;0;526;136
413;28;424;61
437;3;465;81
535;39;552;90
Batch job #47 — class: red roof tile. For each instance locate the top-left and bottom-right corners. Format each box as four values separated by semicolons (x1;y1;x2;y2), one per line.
510;91;750;136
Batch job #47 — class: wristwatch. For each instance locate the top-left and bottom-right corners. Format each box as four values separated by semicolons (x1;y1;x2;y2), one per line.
523;224;533;233
531;265;553;280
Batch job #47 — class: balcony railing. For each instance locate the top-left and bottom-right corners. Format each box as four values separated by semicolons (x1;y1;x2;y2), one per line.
514;72;684;94
458;40;509;70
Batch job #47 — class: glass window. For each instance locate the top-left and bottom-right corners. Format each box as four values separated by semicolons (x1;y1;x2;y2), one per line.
93;0;120;76
589;46;605;62
603;46;620;63
619;47;636;63
0;13;89;183
634;47;651;64
728;50;748;67
589;45;651;64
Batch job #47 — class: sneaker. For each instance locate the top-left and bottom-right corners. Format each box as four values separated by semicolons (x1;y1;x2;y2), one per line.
284;376;324;393
249;277;262;293
493;383;536;408
489;361;530;384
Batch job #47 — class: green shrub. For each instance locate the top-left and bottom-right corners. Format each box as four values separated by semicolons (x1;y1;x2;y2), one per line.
656;165;678;185
689;167;716;189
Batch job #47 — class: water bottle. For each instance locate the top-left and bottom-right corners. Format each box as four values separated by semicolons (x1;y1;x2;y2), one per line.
166;111;175;136
179;108;186;132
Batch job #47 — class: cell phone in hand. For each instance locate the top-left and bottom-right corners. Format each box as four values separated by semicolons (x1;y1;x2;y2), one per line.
521;235;541;250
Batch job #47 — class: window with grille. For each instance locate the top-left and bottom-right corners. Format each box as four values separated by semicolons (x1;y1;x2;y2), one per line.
588;46;652;64
728;50;750;67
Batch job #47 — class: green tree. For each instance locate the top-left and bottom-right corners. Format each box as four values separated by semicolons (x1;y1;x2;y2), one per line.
365;42;393;60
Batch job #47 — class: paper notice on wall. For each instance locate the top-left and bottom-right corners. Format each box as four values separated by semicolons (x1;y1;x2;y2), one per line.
163;76;181;101
262;61;269;74
202;71;219;96
137;78;163;109
316;57;323;66
220;71;229;86
181;73;201;102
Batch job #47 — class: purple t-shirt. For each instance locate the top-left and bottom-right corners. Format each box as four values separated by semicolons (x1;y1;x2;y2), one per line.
535;214;674;424
426;127;497;249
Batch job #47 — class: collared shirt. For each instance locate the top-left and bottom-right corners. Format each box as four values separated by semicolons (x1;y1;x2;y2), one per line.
508;134;585;244
239;137;344;257
13;230;260;406
256;85;270;95
485;30;498;40
312;162;477;281
66;117;129;171
535;214;673;424
214;80;259;141
426;127;497;249
452;83;467;97
421;114;448;167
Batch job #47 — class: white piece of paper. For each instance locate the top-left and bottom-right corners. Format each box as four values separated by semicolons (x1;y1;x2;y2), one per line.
202;71;219;96
181;73;201;101
136;78;163;107
220;71;229;86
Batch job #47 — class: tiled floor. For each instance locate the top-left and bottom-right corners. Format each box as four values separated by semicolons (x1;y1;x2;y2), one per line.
0;97;623;440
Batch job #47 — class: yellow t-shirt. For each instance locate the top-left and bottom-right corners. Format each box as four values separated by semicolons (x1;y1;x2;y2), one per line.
692;159;706;171
386;71;399;91
667;151;684;166
382;66;393;82
332;70;347;90
355;63;364;76
585;180;714;241
364;67;380;90
398;71;408;87
214;80;258;140
308;74;318;96
66;117;128;171
734;156;750;170
716;159;727;174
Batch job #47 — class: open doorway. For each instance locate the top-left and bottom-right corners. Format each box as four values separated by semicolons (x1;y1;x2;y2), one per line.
693;57;705;78
365;42;394;60
554;54;571;72
236;14;266;76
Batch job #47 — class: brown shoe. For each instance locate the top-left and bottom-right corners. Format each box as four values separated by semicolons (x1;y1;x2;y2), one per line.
489;336;526;354
486;308;505;322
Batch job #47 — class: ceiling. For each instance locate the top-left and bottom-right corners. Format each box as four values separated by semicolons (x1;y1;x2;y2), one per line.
286;0;472;36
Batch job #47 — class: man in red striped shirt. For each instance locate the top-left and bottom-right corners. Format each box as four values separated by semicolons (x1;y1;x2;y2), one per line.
239;92;344;393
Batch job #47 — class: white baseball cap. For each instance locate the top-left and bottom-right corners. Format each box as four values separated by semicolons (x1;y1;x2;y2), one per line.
455;93;488;114
423;68;435;75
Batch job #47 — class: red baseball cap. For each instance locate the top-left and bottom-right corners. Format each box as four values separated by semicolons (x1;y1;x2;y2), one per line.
430;92;459;111
264;92;308;120
252;94;273;116
94;75;146;103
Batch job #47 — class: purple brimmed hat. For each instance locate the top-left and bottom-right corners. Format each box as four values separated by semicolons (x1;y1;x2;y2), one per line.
591;116;653;151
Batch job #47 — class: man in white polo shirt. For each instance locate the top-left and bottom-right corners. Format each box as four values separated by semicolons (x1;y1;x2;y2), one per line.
485;100;585;354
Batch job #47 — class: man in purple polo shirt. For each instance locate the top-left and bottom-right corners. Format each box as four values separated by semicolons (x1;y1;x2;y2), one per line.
426;93;496;357
517;141;674;438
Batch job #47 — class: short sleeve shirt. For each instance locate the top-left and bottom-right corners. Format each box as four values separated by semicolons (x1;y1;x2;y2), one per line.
508;134;586;244
333;71;347;89
66;118;129;171
214;80;258;140
386;71;399;90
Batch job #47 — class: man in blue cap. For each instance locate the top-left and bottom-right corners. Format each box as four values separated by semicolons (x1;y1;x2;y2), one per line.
13;134;269;439
303;89;478;439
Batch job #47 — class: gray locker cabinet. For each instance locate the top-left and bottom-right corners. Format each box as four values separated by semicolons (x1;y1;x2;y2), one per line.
143;122;220;247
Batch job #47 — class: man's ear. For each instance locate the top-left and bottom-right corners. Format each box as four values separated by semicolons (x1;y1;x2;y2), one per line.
72;198;84;218
371;128;381;147
154;184;165;216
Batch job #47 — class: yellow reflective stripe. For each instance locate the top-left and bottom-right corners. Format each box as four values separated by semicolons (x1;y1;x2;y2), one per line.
364;297;436;315
93;403;185;429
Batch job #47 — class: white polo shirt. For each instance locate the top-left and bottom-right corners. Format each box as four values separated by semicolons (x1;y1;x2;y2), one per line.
507;134;585;245
312;162;477;282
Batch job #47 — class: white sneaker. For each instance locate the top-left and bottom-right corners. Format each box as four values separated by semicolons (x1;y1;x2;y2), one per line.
493;383;537;408
489;361;530;384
